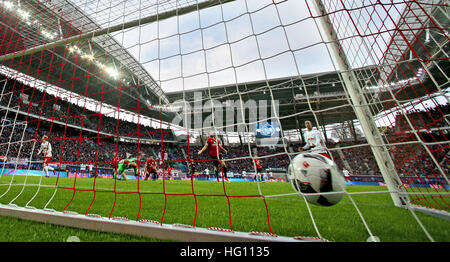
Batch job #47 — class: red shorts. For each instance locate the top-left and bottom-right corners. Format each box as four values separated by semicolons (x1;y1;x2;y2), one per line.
146;167;157;174
43;157;51;165
318;152;331;159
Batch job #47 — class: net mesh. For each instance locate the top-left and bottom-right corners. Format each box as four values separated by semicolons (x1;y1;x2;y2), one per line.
0;0;448;241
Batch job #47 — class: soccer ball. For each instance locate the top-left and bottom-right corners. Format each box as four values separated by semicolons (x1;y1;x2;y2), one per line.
288;153;345;206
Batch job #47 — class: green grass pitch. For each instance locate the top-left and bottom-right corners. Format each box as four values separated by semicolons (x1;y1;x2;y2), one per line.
0;175;448;242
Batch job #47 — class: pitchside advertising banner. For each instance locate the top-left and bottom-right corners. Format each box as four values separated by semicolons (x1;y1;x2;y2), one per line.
0;167;182;179
5;157;29;164
0;168;447;188
0;168;68;177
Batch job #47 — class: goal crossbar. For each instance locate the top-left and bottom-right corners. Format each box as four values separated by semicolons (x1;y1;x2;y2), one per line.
0;203;323;242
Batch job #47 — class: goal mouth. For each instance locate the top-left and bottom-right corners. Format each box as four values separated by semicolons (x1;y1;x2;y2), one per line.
0;203;326;242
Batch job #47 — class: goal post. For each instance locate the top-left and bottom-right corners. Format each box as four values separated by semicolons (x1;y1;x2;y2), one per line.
310;0;410;208
308;0;449;215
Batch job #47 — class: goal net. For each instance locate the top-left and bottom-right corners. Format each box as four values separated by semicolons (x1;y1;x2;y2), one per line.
0;0;448;242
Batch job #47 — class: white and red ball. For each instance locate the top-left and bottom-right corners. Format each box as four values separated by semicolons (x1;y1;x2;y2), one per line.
288;153;345;206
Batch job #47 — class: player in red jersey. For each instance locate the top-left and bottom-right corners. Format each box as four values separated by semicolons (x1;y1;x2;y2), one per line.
198;131;229;182
166;165;172;178
144;155;158;181
253;154;263;182
111;153;120;178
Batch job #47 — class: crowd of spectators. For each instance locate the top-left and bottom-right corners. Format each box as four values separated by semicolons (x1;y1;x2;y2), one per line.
390;143;449;179
393;104;449;133
330;142;380;176
0;78;175;142
185;144;291;175
0;116;183;171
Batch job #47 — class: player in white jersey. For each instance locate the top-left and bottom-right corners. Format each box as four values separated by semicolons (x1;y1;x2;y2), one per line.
204;168;210;179
343;168;351;182
299;120;331;159
37;135;54;178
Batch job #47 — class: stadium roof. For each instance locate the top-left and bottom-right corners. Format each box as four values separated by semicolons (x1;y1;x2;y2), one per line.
165;66;427;130
379;0;448;81
376;1;449;114
166;69;359;131
165;57;447;133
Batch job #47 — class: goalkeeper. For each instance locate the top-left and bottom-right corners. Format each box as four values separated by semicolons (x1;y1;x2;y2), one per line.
113;157;138;181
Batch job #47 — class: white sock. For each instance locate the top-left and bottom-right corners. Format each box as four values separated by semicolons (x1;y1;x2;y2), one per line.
44;166;49;177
